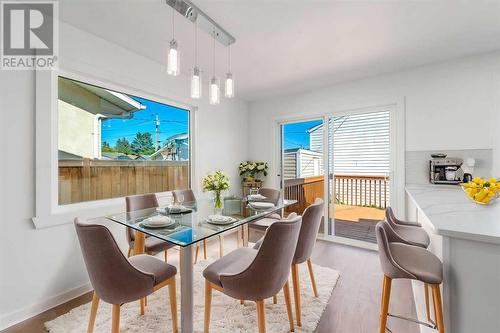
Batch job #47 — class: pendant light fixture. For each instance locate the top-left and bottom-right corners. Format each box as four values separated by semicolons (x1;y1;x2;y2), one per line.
167;5;180;76
190;18;201;99
209;27;220;105
225;45;234;98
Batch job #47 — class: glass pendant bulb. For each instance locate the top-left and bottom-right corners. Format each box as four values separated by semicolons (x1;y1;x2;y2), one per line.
191;66;202;99
225;72;234;98
167;39;179;76
225;45;235;98
209;76;220;105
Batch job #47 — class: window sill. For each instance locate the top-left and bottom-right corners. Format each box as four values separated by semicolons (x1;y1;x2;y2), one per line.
32;191;173;229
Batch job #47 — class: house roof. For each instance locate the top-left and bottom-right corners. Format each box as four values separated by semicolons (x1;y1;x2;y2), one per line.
59;77;146;119
284;148;322;156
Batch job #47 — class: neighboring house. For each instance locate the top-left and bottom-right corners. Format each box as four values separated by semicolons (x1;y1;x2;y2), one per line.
150;133;189;161
58;77;145;159
283;148;323;180
307;111;390;176
58;150;83;161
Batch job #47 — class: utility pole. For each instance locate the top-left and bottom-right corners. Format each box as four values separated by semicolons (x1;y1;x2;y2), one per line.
155;114;160;150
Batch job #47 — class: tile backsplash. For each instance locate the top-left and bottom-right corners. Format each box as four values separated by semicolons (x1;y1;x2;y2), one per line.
405;149;493;185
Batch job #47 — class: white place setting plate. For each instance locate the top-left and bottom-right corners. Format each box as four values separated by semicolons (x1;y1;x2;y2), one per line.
247;194;267;201
205;215;238;225
140;215;176;228
249;202;275;210
158;205;193;214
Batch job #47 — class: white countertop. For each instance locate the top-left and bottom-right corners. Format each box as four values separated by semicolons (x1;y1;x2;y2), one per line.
406;184;500;244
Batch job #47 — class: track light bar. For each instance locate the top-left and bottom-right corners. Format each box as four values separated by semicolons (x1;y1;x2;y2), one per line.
165;0;236;46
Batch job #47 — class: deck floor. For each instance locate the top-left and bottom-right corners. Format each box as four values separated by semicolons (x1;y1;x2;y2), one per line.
332;204;384;243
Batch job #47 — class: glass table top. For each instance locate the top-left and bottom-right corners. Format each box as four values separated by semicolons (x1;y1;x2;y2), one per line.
106;198;297;247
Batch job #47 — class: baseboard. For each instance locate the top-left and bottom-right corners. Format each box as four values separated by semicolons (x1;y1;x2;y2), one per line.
0;282;92;331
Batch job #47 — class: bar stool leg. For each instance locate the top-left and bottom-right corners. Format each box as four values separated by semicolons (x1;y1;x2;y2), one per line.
379;275;392;333
424;283;432;322
431;284;445;333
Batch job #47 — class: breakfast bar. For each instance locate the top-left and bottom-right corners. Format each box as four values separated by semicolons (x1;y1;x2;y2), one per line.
405;184;500;333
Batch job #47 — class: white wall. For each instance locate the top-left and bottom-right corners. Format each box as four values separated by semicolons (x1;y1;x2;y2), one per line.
0;22;248;329
248;52;500;187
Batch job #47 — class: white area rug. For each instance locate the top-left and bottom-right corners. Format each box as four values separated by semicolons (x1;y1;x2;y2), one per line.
45;259;340;333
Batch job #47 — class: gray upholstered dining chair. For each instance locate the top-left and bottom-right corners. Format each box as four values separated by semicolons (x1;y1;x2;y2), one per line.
376;221;444;333
125;194;175;261
74;219;178;333
249;188;282;230
203;215;302;333
172;189;224;263
254;197;324;326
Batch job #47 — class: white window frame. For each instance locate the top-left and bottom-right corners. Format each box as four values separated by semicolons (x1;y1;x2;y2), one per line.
33;69;196;229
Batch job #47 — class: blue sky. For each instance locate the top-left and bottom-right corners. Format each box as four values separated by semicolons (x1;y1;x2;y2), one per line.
283;119;322;150
101;96;189;147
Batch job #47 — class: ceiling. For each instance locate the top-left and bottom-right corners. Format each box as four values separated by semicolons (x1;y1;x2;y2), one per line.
59;0;500;102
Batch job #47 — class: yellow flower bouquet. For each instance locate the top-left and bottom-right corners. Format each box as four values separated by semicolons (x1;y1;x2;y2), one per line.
461;177;500;205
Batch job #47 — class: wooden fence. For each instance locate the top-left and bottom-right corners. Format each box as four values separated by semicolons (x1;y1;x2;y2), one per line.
59;159;189;205
284;174;389;213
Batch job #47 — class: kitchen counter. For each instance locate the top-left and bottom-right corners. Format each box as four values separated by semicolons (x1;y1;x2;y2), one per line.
406;184;500;244
405;184;500;333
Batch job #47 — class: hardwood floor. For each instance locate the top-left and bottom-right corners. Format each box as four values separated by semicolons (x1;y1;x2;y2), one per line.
2;233;419;333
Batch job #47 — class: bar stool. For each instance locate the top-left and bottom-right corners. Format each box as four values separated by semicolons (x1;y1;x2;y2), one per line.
376;221;445;333
386;206;421;227
386;207;435;323
385;207;429;248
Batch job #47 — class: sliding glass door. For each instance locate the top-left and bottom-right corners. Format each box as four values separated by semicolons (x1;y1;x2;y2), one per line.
280;118;328;236
280;108;392;244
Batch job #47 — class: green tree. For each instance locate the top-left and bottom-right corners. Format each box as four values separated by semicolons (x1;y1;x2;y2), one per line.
115;137;133;154
131;132;155;155
101;141;114;152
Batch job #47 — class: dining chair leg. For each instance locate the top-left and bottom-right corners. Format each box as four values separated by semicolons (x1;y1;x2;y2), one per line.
283;281;295;332
219;235;224;257
133;231;146;255
424;283;432;322
203;240;207;259
272;295;277;304
145;296;148;307
204;279;213;333
432;284;445;333
140;297;145;315
379;276;392;333
291;264;302;327
256;300;266;333
306;258;319;297
165;250;168;262
237;226;242;248
240;299;244;305
194;244;199;264
111;304;120;333
86;292;99;333
127;247;132;258
168;277;178;333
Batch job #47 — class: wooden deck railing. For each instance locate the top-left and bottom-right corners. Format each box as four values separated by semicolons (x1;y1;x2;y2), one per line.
333;174;389;208
58;159;189;205
284;174;389;213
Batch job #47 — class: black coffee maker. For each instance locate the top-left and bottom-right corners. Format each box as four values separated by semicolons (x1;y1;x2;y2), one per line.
463;173;473;183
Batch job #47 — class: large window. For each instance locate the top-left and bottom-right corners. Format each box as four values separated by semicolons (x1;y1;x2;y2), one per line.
57;76;190;205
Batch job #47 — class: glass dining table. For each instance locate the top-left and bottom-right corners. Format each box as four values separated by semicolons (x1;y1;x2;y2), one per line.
106;197;297;333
